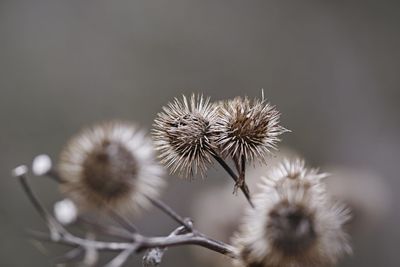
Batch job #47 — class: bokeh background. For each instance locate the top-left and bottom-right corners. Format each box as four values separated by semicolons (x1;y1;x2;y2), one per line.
1;0;399;266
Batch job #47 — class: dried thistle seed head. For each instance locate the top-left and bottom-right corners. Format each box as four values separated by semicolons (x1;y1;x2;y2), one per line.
215;95;287;163
152;94;218;178
233;159;351;267
58;121;165;215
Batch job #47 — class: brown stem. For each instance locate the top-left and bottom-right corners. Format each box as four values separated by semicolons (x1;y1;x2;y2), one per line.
107;209;139;233
16;161;238;264
18;175;48;220
46;167;139;234
77;217;133;241
31;230;237;258
147;196;193;231
210;149;254;207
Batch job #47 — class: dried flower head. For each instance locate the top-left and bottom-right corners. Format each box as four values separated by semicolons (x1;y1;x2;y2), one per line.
215;94;287;164
58;121;165;214
233;159;351;267
152;94;218;177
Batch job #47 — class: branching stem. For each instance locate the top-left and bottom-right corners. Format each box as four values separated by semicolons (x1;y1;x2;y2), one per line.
13;163;237;267
147;196;193;231
210;149;254;207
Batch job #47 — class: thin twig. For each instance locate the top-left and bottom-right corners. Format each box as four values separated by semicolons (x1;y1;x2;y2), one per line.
147;196;193;231
141;233;235;255
46;168;139;234
107;209;139;233
16;164;237;263
47;169;64;183
236;154;246;189
30;230;236;257
17;172;49;220
78;217;133;241
53;246;83;263
104;245;138;267
209;149;254;207
241;155;246;180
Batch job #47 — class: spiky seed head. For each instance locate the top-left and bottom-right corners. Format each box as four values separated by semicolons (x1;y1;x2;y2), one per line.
215;95;287;164
152;94;218;178
58;121;165;215
233;159;351;267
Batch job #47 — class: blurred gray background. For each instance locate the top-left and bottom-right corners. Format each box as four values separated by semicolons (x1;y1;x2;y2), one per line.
1;0;399;266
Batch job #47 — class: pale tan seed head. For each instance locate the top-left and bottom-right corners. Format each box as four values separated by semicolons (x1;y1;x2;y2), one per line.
215;95;287;164
233;159;351;267
152;94;218;178
58;121;165;215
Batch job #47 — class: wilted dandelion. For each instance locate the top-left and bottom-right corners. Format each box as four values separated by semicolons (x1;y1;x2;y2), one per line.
233;159;351;267
58;121;164;214
152;94;218;178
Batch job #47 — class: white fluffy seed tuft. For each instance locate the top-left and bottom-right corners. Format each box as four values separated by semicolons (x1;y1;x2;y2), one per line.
54;198;78;225
12;165;28;177
232;159;351;267
32;154;52;176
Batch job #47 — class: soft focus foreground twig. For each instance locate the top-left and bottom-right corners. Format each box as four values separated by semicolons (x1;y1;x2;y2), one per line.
143;226;186;267
12;164;237;267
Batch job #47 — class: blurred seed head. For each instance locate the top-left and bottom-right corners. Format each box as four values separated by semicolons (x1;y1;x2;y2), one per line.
32;154;52;176
152;94;218;178
11;165;28;177
233;159;351;267
54;198;78;225
58;121;165;215
215;95;287;163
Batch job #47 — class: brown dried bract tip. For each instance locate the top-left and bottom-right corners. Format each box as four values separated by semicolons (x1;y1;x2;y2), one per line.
152;94;218;178
215;94;288;164
58;121;165;215
233;159;351;267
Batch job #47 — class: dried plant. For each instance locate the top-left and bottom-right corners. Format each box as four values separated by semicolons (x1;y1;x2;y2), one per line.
215;95;287;163
152;94;218;178
58;121;164;214
11;93;352;267
214;93;288;193
232;159;351;267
